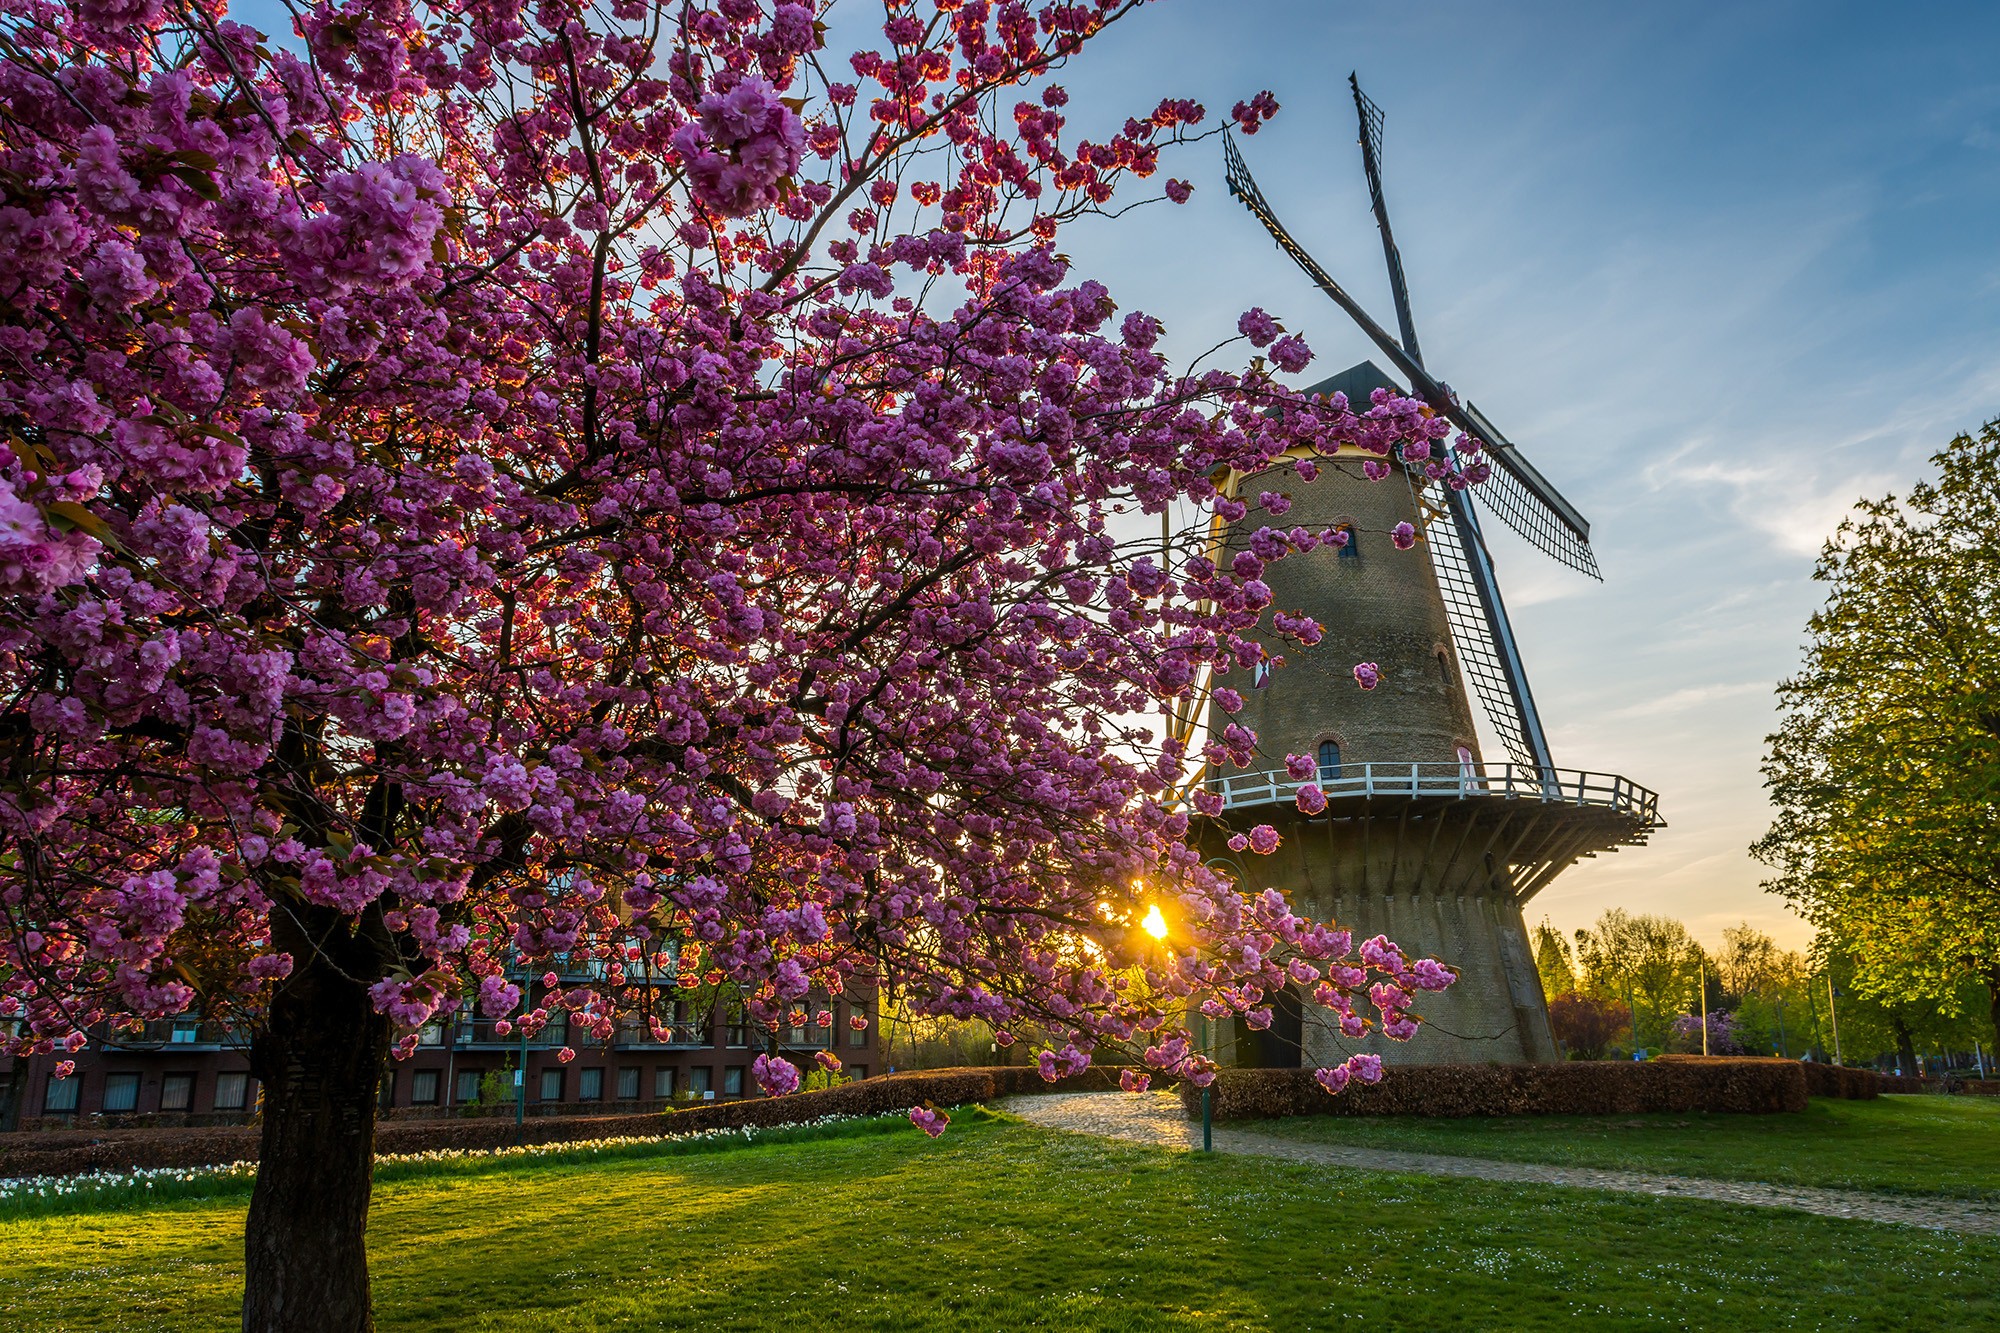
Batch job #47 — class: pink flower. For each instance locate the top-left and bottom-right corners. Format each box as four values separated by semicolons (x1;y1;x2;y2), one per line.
1390;522;1416;550
847;1013;869;1031
814;1051;842;1073
1119;1069;1151;1093
54;1059;76;1080
1247;824;1279;855
1295;783;1327;815
1165;179;1192;204
1348;1053;1384;1084
1353;662;1382;691
1285;753;1315;781
1408;958;1455;992
814;1009;833;1028
1313;1064;1350;1096
909;1106;950;1138
1270;335;1312;374
1237;307;1281;348
753;1052;801;1096
556;1046;575;1064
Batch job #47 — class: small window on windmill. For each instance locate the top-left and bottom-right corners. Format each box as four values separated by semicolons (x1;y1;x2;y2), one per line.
1317;740;1342;783
1251;659;1272;690
1335;522;1359;560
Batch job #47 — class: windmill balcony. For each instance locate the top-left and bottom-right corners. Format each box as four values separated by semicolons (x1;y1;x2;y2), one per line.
1202;760;1662;905
1208;761;1660;824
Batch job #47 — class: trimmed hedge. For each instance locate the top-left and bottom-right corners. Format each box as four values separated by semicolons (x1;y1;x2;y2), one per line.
1177;1058;1810;1121
1798;1062;1882;1100
0;1066;1110;1180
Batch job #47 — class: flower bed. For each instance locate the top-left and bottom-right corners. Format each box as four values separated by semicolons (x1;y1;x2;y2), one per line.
0;1109;924;1217
1179;1058;1810;1121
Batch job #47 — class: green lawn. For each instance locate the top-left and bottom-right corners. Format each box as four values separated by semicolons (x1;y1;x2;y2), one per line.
5;1107;1997;1331
1246;1094;2000;1201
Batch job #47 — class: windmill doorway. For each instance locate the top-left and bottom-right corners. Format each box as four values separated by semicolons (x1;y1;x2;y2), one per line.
1232;986;1304;1068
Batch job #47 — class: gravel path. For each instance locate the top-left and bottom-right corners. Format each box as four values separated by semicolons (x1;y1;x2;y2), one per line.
997;1091;2000;1237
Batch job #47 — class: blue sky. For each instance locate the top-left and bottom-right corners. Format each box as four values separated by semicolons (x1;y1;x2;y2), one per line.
1050;0;2000;949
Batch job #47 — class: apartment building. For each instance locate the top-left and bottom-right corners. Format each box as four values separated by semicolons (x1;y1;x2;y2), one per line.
1;981;878;1129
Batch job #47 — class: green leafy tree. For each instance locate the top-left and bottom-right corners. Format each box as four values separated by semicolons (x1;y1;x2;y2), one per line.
1573;910;1708;1052
1531;918;1577;1002
1755;424;2000;1046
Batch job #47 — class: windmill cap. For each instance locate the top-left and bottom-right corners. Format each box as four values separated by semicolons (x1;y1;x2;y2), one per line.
1296;359;1403;409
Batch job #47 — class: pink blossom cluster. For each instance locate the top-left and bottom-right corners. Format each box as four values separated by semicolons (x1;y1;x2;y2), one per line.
0;1;1461;1149
753;1052;801;1097
672;78;807;217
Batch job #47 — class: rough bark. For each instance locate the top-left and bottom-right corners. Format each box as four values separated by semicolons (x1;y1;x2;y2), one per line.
241;906;391;1333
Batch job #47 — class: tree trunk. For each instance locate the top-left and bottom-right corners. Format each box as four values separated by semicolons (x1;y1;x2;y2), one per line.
242;907;391;1333
0;1060;26;1133
1987;966;2000;1059
1892;1015;1918;1077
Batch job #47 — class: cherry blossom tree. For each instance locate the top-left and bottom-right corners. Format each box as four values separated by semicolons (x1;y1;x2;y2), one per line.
0;2;1455;1326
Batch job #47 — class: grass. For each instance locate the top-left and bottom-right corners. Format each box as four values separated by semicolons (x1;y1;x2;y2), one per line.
0;1110;918;1219
1244;1094;2000;1201
5;1107;1998;1331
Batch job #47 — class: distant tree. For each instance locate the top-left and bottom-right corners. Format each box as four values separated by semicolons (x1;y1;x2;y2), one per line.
1547;992;1629;1060
1531;917;1577;1001
1573;910;1706;1051
1756;424;2000;1048
1716;924;1787;997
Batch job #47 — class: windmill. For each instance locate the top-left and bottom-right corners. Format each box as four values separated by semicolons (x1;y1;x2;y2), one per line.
1193;78;1661;1068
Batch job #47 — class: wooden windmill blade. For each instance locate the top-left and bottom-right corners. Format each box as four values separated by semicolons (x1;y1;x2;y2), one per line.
1223;127;1600;581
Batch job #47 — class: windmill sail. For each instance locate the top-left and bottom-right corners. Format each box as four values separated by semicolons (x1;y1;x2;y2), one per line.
1222;132;1600;580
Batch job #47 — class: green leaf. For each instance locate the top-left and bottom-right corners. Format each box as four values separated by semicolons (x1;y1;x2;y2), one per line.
167;166;221;201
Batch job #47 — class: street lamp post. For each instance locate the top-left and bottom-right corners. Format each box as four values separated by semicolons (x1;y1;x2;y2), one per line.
1826;975;1843;1066
1695;961;1709;1057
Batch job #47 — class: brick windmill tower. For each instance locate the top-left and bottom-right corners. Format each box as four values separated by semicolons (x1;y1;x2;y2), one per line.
1196;80;1661;1067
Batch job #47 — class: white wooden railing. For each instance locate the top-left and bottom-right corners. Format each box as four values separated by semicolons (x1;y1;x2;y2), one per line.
1207;761;1660;824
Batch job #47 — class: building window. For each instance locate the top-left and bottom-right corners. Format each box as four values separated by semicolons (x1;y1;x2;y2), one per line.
1336;523;1360;559
417;1023;445;1047
616;1067;640;1100
689;1066;712;1097
723;1066;744;1097
1317;740;1342;783
578;1068;604;1101
44;1073;80;1114
654;1066;676;1099
455;1070;482;1105
214;1072;250;1111
169;1020;201;1044
102;1072;141;1114
724;1005;749;1047
160;1073;195;1112
849;1065;867;1081
540;1068;563;1102
411;1070;441;1105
